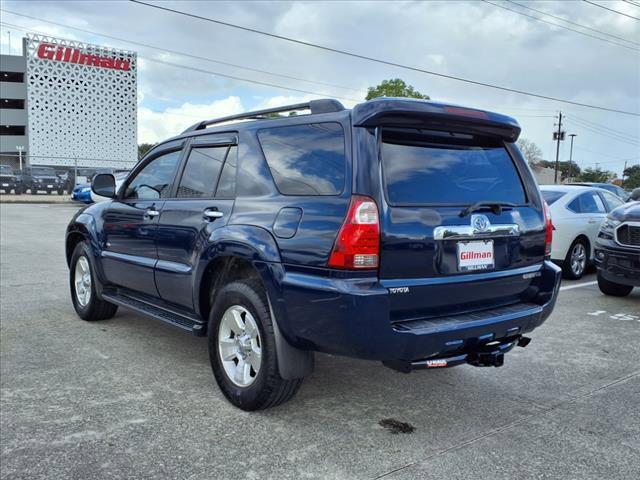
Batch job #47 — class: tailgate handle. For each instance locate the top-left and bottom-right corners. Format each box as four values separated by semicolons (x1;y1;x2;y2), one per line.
434;223;519;240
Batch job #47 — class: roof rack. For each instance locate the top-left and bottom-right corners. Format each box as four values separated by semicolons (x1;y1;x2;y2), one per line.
182;99;345;134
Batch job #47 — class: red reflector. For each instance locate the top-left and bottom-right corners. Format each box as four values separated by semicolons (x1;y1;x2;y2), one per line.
443;106;489;119
328;196;380;270
543;201;553;256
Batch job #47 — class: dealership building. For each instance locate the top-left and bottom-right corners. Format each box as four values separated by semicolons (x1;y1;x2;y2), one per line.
0;34;138;171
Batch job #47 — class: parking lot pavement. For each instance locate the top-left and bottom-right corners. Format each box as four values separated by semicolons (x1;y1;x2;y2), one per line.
1;203;639;480
0;193;73;204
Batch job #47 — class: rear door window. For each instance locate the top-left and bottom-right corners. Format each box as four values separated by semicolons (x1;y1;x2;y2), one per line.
599;190;624;212
258;123;346;195
381;130;526;205
568;192;607;214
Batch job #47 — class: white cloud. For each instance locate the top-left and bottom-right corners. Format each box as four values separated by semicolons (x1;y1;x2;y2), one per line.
138;96;244;144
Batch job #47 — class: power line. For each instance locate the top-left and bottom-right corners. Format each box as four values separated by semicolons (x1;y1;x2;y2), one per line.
583;0;640;21
564;113;640;142
483;0;639;51
565;115;640;144
129;0;640;116
507;0;640;46
0;20;362;103
0;10;362;94
622;0;640;8
142;56;362;102
566;118;640;146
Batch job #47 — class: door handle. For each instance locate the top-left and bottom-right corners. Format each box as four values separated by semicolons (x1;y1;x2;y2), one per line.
203;209;224;221
144;208;160;219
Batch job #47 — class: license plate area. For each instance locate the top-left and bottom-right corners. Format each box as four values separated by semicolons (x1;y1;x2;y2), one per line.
457;240;494;272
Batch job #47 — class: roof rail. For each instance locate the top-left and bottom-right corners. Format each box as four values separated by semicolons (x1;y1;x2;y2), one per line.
182;99;345;134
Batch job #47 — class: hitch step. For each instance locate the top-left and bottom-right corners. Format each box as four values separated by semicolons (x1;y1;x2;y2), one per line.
383;336;530;373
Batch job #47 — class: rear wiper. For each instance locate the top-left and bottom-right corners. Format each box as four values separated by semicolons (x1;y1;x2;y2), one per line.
459;201;517;218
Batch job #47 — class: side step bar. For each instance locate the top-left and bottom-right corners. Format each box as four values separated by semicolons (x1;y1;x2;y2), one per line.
383;336;531;373
101;290;206;336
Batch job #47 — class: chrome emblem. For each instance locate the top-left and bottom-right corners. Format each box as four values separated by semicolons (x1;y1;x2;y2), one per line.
471;214;491;232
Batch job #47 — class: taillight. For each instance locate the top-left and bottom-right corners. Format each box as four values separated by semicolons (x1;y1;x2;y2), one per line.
328;195;380;269
543;201;553;256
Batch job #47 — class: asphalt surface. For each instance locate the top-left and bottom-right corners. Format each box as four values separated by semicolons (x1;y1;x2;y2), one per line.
1;203;639;480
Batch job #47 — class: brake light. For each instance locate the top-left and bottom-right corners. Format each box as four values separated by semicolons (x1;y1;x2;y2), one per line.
328;196;380;269
543;201;553;256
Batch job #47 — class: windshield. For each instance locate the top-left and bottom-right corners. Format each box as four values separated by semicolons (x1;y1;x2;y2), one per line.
381;130;526;205
114;171;130;181
32;168;56;175
0;166;13;174
541;190;566;205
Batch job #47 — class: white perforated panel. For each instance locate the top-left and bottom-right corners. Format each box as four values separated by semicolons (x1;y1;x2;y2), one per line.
25;34;137;168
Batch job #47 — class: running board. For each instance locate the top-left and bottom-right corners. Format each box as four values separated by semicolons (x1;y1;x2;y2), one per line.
101;290;206;336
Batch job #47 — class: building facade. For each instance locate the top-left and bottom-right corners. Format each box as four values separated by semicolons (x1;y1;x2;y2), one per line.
0;34;137;171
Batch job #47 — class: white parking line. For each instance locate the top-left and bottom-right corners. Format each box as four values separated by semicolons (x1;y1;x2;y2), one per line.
560;280;598;291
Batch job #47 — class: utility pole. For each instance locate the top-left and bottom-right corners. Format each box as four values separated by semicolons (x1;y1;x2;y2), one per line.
568;134;577;183
622;160;628;184
553;112;564;184
16;145;24;171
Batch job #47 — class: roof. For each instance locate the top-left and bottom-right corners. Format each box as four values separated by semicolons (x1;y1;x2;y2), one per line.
539;185;607;194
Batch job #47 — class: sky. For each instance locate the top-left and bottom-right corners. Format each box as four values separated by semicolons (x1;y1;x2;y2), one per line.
1;0;638;177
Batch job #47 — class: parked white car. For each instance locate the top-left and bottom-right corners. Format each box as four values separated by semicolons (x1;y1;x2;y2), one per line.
540;185;625;279
90;171;129;203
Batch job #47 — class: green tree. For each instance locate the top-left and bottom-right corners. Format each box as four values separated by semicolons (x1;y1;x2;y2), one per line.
366;79;429;100
537;160;581;182
516;138;543;166
577;167;615;183
138;143;156;159
623;164;640;189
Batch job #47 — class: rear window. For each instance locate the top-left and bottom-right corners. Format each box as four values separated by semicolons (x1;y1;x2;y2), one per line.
541;190;566;205
258;122;346;195
381;131;526;205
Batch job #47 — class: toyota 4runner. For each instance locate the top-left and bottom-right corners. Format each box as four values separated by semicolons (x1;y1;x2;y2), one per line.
66;98;561;410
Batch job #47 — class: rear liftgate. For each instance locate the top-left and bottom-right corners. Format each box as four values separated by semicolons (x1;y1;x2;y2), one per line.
383;336;531;373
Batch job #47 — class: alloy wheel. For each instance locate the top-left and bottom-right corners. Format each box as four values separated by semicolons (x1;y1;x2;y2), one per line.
218;305;262;387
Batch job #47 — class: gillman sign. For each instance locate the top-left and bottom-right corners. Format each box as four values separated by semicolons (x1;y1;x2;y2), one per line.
36;43;131;71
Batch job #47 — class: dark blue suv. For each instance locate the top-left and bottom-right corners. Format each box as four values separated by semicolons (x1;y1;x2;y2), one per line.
66;98;561;410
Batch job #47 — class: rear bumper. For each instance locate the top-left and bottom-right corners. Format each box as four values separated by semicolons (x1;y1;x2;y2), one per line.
595;243;640;287
276;261;561;362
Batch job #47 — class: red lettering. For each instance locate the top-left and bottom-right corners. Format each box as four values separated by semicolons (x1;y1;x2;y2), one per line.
36;42;131;71
37;43;55;60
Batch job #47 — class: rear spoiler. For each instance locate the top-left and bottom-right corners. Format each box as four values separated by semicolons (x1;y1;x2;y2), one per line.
352;98;521;142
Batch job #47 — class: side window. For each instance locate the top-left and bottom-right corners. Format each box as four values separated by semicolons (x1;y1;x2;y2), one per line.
578;192;606;214
124;150;181;200
257;122;346;195
600;191;624;212
177;146;228;198
216;145;237;198
567;197;582;213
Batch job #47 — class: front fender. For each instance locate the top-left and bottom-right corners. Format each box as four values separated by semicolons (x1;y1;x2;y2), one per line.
66;212;108;297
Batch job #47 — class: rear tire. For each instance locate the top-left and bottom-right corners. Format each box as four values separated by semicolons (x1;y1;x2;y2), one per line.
69;241;118;321
597;272;633;297
208;279;303;410
30;188;37;195
562;238;588;280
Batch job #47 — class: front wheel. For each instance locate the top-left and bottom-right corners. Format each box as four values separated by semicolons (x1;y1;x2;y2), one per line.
208;279;303;410
69;241;118;320
597;272;633;297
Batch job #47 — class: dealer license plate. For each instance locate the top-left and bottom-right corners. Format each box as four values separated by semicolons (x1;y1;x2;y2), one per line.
47;184;53;188
1;183;8;187
457;240;494;272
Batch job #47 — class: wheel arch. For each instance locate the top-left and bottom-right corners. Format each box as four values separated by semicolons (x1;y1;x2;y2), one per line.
195;226;313;380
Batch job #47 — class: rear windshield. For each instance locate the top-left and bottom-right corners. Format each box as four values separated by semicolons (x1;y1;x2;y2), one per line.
0;166;13;174
541;190;566;205
381;131;526;206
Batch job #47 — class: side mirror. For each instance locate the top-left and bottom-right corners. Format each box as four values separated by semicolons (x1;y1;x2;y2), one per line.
631;189;640;202
92;173;116;198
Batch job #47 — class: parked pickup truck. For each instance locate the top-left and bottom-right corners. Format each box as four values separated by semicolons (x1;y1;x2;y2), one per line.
66;98;561;410
596;201;640;296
